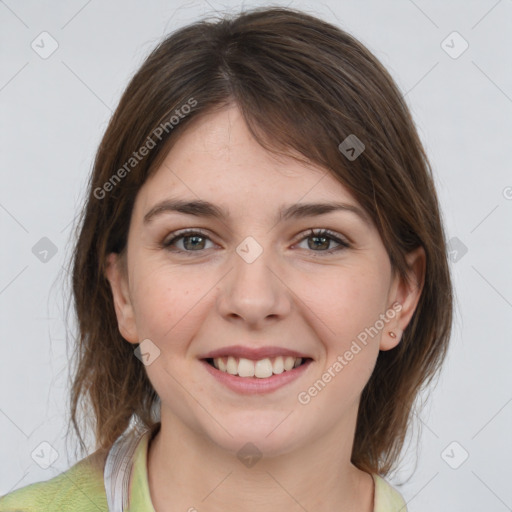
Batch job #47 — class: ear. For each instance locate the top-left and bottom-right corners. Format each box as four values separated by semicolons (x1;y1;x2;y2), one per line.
380;246;426;351
104;252;139;344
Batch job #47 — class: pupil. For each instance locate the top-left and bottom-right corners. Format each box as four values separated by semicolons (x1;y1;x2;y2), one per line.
185;236;204;250
310;236;328;250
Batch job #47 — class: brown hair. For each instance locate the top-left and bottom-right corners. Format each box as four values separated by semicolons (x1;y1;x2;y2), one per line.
66;5;453;476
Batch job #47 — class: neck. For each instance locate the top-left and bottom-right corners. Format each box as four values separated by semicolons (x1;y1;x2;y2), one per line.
147;411;374;512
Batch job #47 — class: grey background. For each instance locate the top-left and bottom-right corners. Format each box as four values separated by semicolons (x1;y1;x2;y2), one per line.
1;0;511;510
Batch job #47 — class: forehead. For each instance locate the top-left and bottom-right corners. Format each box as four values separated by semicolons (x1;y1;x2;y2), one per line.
134;104;361;217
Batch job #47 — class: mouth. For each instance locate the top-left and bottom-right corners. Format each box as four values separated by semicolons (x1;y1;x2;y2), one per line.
203;355;313;379
198;345;314;394
200;355;313;394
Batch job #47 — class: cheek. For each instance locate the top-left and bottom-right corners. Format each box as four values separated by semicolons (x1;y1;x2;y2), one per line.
319;266;389;342
129;259;214;342
311;265;388;389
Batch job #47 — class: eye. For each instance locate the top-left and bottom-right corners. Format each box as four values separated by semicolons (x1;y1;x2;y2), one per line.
162;229;215;253
161;228;350;256
294;229;350;254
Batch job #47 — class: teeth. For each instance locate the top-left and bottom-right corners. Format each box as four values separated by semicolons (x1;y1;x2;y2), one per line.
255;358;273;378
226;356;238;375
211;355;304;378
218;357;227;372
238;358;255;377
284;356;295;371
273;356;284;374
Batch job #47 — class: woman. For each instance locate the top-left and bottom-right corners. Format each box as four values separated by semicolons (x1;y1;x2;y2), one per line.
0;6;452;511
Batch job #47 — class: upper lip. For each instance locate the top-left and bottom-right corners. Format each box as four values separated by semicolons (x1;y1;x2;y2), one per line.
198;345;312;361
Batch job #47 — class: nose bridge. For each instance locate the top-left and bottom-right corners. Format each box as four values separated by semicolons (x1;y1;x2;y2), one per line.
218;234;290;324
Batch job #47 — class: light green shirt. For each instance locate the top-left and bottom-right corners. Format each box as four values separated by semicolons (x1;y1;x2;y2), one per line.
0;429;408;511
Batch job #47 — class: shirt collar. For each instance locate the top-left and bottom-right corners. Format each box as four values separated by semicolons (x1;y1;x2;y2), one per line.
126;424;159;512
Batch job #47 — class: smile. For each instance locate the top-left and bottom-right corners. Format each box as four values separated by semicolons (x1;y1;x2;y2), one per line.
201;356;313;395
206;356;308;378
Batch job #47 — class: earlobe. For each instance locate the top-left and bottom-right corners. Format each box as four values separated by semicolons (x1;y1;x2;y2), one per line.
380;246;426;351
380;312;403;351
104;252;139;344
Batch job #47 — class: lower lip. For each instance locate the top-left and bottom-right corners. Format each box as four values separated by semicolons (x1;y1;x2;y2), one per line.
200;359;313;394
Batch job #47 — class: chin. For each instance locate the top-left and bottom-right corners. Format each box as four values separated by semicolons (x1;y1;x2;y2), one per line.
199;411;308;459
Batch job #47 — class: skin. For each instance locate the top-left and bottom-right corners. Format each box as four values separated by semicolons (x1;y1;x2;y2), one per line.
105;104;425;512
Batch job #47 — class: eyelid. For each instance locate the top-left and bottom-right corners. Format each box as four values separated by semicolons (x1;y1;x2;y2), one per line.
293;228;350;244
162;227;351;255
292;228;351;253
162;227;215;246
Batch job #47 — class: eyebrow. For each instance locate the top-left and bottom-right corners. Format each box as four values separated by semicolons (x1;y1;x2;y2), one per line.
143;198;370;226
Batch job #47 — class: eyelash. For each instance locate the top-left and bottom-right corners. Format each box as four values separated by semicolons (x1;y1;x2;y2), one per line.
161;228;350;256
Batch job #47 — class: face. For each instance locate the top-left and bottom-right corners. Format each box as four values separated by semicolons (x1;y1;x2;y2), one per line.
106;104;423;457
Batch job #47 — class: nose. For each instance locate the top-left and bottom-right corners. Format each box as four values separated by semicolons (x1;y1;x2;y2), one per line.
216;241;292;328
